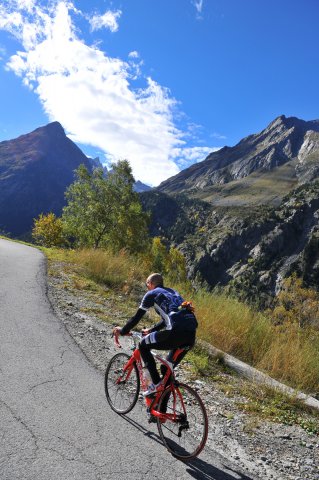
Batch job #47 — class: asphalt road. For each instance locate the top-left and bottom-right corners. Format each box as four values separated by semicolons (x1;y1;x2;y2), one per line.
0;238;255;480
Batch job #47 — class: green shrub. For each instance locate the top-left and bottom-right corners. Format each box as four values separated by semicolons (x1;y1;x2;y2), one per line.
32;213;65;247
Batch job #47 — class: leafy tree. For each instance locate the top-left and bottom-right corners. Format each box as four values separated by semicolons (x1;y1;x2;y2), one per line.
62;160;150;252
104;160;150;252
149;237;168;272
32;213;65;247
165;245;187;283
272;273;319;328
62;165;111;248
146;237;187;283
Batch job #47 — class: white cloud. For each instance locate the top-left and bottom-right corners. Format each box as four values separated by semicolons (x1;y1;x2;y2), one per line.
128;50;139;59
17;0;36;12
173;146;220;169
89;9;121;33
0;1;217;186
0;10;23;31
192;0;204;18
0;1;185;185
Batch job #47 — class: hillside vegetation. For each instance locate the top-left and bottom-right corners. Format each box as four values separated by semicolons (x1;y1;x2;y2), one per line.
3;115;319;309
196;159;299;206
44;244;319;446
42;245;319;398
31;158;319;397
142;179;319;308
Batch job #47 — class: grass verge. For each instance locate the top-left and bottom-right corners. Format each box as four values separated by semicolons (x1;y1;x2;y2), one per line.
185;345;319;435
40;245;319;433
44;246;319;396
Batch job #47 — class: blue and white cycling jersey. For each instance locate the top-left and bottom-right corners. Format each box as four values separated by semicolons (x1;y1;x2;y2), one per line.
140;286;197;331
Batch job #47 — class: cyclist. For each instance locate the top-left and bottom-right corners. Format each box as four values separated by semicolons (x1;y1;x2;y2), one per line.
113;272;198;396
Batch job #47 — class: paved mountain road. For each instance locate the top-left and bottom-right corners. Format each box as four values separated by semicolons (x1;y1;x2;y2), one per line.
0;239;255;480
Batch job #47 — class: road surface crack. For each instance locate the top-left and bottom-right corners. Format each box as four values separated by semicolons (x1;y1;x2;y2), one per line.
0;398;40;456
29;378;64;392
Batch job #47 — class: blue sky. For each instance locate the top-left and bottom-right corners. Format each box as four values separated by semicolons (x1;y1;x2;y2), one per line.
0;0;318;186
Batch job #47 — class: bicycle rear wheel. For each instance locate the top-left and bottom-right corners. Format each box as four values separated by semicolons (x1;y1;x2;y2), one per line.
104;353;140;414
157;382;208;460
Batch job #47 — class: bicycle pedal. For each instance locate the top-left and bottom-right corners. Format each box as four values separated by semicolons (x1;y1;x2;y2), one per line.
148;415;157;424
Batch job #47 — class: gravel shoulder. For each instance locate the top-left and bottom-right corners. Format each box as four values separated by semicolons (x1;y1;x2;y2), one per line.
46;260;319;480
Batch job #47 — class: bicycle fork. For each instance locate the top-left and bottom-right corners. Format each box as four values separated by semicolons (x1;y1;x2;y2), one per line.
115;361;134;384
174;388;189;437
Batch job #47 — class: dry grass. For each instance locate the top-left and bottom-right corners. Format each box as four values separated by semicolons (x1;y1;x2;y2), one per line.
45;246;319;395
188;289;319;394
256;326;319;394
193;290;273;363
74;248;148;292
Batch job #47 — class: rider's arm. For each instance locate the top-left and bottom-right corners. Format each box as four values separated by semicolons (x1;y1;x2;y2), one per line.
120;290;157;335
120;308;146;335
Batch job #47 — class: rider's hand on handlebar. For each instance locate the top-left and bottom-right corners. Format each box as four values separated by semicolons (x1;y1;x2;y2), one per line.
112;326;123;348
113;326;122;336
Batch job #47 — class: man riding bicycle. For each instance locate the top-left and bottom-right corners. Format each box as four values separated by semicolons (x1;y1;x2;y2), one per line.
113;273;198;396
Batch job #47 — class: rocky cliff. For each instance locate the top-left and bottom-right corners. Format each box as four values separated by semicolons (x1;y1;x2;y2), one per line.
142;182;319;306
142;115;319;304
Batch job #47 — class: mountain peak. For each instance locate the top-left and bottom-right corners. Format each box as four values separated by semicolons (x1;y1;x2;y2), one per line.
0;122;91;236
271;114;287;125
267;115;319;133
34;121;65;136
266;115;301;131
11;121;66;145
158;114;319;198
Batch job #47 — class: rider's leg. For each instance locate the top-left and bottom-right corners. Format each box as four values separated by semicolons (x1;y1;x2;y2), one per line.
161;331;195;377
139;335;162;385
140;329;196;384
167;345;192;369
159;334;195;413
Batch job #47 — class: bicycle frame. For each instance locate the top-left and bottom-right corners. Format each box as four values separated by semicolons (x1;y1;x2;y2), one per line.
114;331;188;423
148;351;188;424
108;330;209;459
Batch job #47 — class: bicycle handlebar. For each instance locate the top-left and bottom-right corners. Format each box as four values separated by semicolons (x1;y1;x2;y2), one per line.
112;330;176;374
113;330;142;349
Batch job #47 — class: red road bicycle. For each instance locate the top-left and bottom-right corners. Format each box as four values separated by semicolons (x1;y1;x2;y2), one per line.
104;331;208;460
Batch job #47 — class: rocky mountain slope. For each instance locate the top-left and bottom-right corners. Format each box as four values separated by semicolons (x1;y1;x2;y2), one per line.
158;115;319;207
0;122;92;237
142;115;319;304
1;115;318;301
142;182;319;306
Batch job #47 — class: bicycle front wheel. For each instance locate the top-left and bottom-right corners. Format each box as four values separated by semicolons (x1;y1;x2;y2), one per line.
104;353;140;414
157;382;208;460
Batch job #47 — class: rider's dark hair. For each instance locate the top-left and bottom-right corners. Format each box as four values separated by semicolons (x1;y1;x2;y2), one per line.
146;273;164;287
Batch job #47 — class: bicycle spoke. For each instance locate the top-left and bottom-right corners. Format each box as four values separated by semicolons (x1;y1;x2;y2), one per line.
157;383;208;460
105;353;140;414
